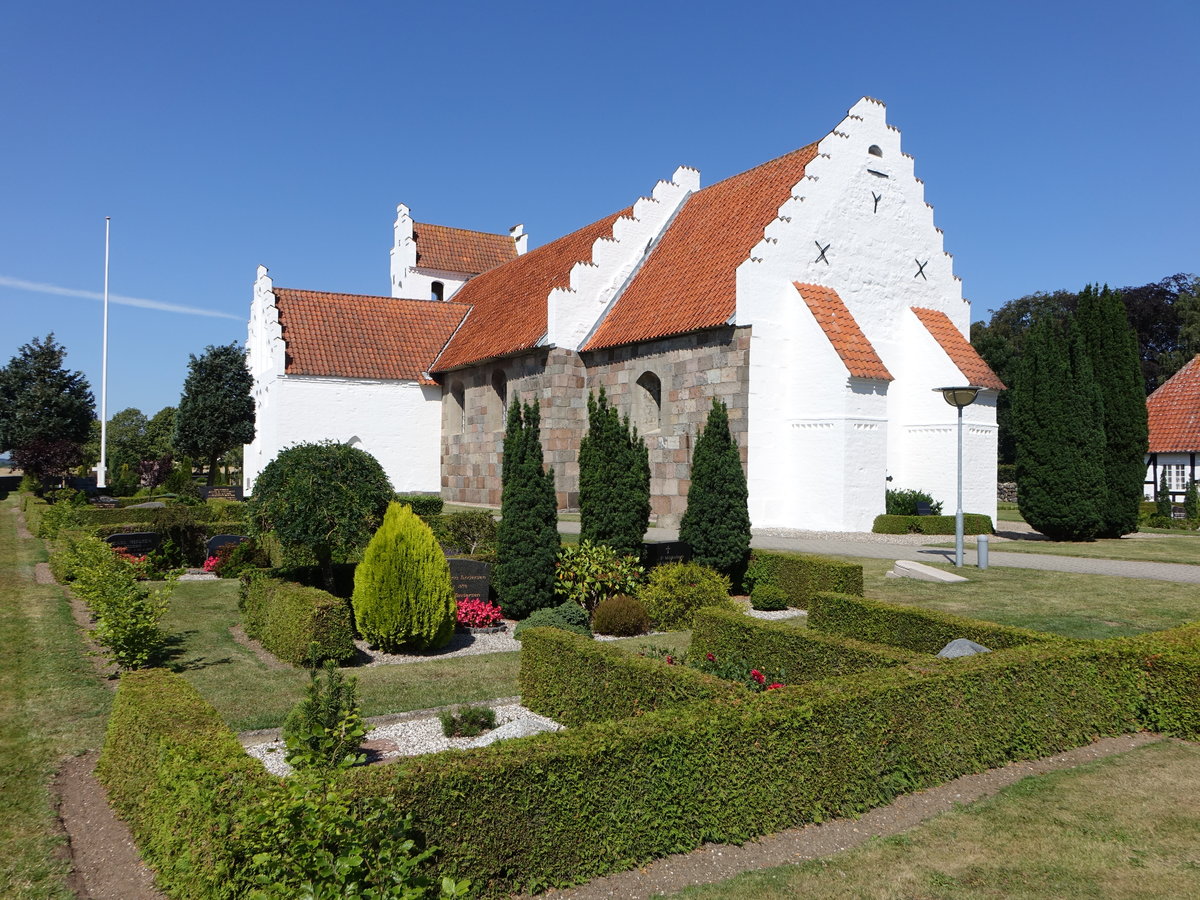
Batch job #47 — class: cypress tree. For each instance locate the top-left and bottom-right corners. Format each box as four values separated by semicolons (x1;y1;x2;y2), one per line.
679;398;751;579
495;400;560;618
1156;469;1172;518
1013;316;1106;540
1185;479;1199;521
578;386;650;557
1075;285;1149;537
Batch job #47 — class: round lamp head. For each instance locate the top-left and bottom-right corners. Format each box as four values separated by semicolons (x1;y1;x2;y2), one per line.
934;386;982;409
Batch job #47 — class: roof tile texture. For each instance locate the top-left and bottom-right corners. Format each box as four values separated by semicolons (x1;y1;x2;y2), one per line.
274;289;469;385
433;209;630;371
583;142;820;351
413;222;517;275
794;283;892;380
910;307;1005;390
1147;354;1200;452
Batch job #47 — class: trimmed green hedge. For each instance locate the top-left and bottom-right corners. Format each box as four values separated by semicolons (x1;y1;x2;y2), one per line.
690;607;925;684
1115;622;1200;740
394;493;445;516
518;627;744;726
872;513;994;535
807;592;1060;654
96;670;270;899
239;574;356;666
79;503;245;527
744;551;863;607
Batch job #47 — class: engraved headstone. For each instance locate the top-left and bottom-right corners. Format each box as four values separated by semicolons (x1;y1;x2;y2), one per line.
642;540;691;568
104;532;162;555
206;534;249;558
92;496;119;509
201;485;244;502
448;557;493;603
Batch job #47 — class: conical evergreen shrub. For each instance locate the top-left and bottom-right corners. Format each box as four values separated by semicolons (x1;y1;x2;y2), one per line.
351;502;456;652
578;386;650;557
495;400;560;618
679;398;751;579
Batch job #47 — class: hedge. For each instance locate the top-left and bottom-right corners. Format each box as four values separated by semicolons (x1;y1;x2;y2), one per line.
1114;622;1200;740
872;513;994;535
394;493;445;517
518;627;744;726
689;607;925;684
744;550;863;607
238;574;356;666
78;503;245;527
807;592;1061;654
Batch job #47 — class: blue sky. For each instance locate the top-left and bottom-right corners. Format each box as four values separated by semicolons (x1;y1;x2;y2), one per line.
1;0;1196;417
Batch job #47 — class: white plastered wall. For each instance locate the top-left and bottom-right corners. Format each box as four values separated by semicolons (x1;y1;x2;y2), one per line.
737;97;998;530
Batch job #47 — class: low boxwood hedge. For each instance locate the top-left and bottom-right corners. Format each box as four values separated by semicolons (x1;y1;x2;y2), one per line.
239;574;356;666
872;513;994;535
690;607;925;684
744;551;863;606
393;493;445;516
807;592;1060;654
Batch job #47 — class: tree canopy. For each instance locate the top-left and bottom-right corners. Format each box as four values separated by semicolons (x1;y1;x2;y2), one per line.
0;334;94;454
174;343;255;485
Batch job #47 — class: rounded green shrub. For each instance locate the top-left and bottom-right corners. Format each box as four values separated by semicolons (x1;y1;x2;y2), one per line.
351;502;456;652
591;594;650;636
636;562;733;630
513;602;593;640
750;583;788;612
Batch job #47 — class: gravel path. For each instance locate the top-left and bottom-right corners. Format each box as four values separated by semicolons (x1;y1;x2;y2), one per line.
356;625;521;665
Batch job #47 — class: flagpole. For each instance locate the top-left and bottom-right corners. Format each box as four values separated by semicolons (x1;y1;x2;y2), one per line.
97;217;110;489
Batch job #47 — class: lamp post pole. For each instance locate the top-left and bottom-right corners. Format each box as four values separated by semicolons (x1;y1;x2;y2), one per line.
934;386;982;568
97;216;111;489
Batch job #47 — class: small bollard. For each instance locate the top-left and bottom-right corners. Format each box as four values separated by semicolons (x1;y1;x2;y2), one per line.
977;534;989;569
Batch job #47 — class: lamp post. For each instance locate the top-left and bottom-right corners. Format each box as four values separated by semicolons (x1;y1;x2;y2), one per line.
934;386;981;567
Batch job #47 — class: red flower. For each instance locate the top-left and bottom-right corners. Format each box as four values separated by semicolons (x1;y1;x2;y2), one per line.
750;669;765;684
767;683;785;691
666;655;675;665
705;652;715;661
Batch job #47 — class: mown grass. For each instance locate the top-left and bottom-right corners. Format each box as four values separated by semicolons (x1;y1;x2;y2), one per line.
0;494;113;898
996;500;1026;523
671;739;1200;899
962;532;1200;566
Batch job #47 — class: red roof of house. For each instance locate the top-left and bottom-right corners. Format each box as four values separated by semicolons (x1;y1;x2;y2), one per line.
273;289;470;385
795;283;893;380
1148;354;1200;452
910;307;1005;391
432;209;630;371
412;222;518;275
582;142;820;352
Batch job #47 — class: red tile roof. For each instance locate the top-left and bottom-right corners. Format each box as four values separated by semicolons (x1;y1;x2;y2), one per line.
582;142;820;352
432;209;630;371
910;307;1005;391
412;222;517;275
1148;354;1200;452
794;283;892;380
273;289;470;385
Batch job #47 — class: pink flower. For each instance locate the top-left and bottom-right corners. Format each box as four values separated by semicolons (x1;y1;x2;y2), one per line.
750;669;765;684
705;652;715;661
202;555;221;572
456;597;503;628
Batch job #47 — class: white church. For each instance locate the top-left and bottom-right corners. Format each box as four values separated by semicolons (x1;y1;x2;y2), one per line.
245;97;1003;532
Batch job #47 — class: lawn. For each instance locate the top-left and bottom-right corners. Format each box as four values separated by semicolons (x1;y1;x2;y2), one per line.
960;532;1200;566
996;501;1026;523
671;739;1200;899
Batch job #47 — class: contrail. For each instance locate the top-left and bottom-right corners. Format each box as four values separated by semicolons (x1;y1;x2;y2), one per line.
0;275;243;321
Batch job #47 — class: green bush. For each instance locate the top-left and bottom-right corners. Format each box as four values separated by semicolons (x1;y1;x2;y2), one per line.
394;493;445;517
578;386;650;557
37;499;84;538
512;602;593;641
555;540;645;613
427;509;497;555
352;502;456;652
591;594;650;636
637;562;733;630
282;660;366;771
440;705;497;738
885;488;943;516
871;513;994;535
239;574;356;667
997;463;1017;483
743;551;863;607
749;583;788;611
690;607;924;685
806;592;1060;654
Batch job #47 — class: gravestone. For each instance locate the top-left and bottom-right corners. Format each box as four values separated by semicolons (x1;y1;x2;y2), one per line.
642;540;691;568
936;638;991;659
201;485;244;502
104;532;162;555
206;534;249;558
92;496;120;509
125;501;166;509
448;557;493;603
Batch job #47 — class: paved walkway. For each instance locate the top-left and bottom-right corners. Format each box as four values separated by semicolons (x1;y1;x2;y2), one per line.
558;520;1200;585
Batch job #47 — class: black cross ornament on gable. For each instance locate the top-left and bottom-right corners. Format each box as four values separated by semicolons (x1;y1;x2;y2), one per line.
914;259;928;280
872;191;882;213
815;241;831;265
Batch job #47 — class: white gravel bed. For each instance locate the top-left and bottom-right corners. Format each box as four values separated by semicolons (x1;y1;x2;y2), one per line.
357;624;521;665
245;702;562;776
752;527;1013;545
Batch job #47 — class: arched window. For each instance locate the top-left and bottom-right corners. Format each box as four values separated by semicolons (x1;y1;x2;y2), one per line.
447;381;465;435
868;144;883;157
488;370;508;429
634;371;662;434
431;281;445;301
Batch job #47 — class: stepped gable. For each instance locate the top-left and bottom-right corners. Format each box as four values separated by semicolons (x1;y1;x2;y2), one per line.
794;283;892;380
412;222;518;275
1147;354;1200;452
910;307;1005;391
273;289;470;385
432;208;631;371
582;142;820;352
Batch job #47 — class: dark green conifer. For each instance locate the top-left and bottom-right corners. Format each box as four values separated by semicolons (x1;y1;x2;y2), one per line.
1184;479;1199;521
1013;316;1106;540
1074;285;1149;537
1156;469;1172;518
578;386;650;557
495;400;560;618
679;398;750;579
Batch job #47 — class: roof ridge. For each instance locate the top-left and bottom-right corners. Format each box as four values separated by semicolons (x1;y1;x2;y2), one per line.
275;287;472;308
413;221;516;240
699;140;822;193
